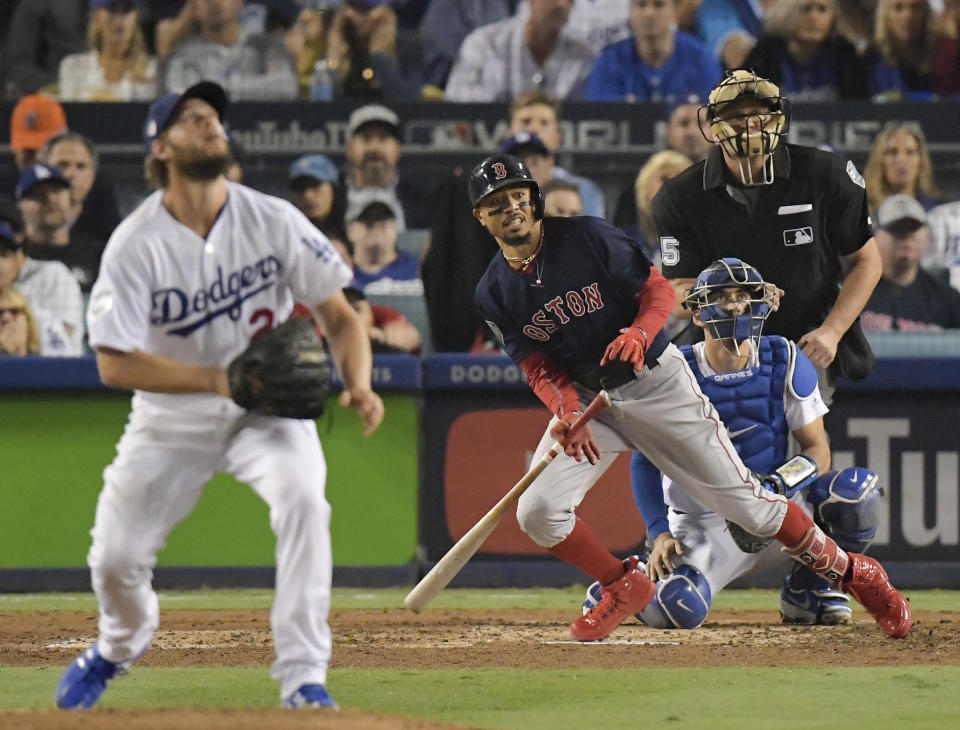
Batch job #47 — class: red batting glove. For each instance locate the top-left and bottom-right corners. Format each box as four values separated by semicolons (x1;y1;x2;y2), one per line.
549;413;601;465
600;327;648;368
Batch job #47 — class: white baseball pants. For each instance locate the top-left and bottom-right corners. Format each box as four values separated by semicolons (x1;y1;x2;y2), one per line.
87;400;332;699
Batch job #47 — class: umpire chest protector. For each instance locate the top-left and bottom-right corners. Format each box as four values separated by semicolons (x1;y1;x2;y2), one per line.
683;337;790;471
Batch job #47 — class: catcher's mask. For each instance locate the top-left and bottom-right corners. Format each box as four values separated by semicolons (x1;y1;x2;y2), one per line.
469;154;544;219
700;69;790;185
684;257;771;356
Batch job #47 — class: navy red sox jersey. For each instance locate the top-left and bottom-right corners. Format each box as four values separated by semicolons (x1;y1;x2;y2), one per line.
475;216;668;387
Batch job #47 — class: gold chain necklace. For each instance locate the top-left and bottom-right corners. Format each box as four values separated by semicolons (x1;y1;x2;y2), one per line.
502;224;544;268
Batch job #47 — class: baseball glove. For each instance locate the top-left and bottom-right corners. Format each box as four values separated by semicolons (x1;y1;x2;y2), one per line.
227;317;331;419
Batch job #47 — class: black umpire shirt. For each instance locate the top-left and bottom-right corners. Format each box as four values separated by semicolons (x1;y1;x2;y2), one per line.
653;143;874;343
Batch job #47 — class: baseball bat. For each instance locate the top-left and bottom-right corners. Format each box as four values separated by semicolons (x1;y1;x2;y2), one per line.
403;390;612;613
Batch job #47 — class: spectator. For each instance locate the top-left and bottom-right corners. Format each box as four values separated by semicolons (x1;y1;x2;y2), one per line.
345;104;428;229
863;121;940;213
692;0;773;70
9;94;67;171
58;1;159;102
291;1;334;97
419;0;512;88
16;162;99;293
499;132;553;189
742;0;869;100
3;0;86;98
866;0;936;100
931;0;960;95
584;0;721;102
345;190;423;295
861;194;960;331
163;0;298;99
836;0;878;53
40;131;121;267
507;92;606;217
444;0;596;102
324;0;422;99
543;179;584;217
550;0;633;52
288;153;346;240
0;285;42;356
0;221;85;355
343;285;422;353
925;195;960;292
664;95;713;162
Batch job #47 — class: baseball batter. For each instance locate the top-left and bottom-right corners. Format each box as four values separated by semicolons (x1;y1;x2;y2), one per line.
582;258;883;629
471;154;911;642
55;81;383;711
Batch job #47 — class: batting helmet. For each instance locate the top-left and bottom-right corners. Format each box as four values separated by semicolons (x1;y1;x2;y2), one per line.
468;154;544;218
701;69;790;184
684;257;771;353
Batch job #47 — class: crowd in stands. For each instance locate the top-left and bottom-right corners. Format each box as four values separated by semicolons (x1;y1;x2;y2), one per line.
3;0;960;362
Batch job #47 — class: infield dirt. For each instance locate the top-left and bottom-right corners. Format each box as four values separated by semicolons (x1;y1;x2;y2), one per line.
2;606;957;728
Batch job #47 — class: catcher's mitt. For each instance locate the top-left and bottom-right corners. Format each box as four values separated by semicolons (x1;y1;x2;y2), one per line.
228;317;331;419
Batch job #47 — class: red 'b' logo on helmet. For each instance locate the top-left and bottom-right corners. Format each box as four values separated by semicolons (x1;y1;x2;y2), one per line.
492;162;507;180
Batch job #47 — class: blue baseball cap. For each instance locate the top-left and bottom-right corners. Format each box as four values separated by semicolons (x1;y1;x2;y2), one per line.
289;154;339;185
90;0;136;9
15;163;71;201
665;94;702;121
0;221;18;246
143;81;229;153
499;131;550;157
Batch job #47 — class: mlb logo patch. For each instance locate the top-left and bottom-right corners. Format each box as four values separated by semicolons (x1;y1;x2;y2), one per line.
783;227;814;246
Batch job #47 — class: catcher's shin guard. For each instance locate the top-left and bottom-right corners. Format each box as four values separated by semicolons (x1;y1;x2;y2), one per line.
781;523;849;585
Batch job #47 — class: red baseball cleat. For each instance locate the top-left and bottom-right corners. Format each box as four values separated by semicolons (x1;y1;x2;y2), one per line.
570;557;656;642
843;553;913;638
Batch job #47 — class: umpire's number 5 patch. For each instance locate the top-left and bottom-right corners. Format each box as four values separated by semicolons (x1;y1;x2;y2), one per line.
660;236;680;266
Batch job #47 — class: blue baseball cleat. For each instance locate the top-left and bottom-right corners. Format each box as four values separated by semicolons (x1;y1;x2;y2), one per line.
55;645;121;709
283;683;339;709
779;565;852;625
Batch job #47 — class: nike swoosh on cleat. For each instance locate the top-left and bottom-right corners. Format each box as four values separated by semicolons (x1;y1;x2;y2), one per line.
727;424;758;440
676;598;691;613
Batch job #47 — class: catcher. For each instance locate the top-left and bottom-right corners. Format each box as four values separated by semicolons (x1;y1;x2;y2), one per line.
55;81;383;712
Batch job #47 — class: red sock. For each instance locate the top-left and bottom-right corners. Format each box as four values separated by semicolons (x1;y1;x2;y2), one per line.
774;500;817;545
547;517;625;585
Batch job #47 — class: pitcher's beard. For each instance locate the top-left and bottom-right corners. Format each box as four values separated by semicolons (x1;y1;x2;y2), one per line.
171;146;230;182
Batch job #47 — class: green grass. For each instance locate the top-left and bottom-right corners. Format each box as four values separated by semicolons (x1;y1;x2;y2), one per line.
3;588;958;729
2;586;959;613
2;666;958;729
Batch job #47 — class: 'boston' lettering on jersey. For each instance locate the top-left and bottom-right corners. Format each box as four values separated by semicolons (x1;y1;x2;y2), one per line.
151;255;283;336
522;283;603;341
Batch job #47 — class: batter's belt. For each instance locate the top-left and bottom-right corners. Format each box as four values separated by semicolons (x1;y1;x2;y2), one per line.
577;351;662;392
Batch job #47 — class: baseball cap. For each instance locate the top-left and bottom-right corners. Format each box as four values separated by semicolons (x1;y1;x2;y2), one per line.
10;94;67;152
15;163;71;201
143;81;229;152
348;104;400;138
289;154;339;185
665;94;702;121
499;131;550;158
0;221;19;251
345;189;401;225
876;194;927;232
90;0;136;10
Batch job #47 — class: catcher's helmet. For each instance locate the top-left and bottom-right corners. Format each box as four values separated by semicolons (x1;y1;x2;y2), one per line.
700;69;790;184
469;154;544;218
684;257;771;354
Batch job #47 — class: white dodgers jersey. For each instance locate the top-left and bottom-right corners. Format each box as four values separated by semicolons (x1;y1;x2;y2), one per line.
87;182;352;413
